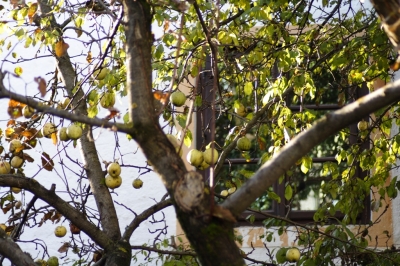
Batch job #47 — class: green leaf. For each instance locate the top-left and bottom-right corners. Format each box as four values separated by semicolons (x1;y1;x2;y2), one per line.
267;191;281;203
176;114;187;128
87;105;98;118
164;260;186;266
244;81;253;95
195;95;202;107
300;156;312;174
284;185;293;201
123;112;129;124
184;130;192;147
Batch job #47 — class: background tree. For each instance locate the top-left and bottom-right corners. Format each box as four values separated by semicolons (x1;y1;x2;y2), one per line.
1;0;400;265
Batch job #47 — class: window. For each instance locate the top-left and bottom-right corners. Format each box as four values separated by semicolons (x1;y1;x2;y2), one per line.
196;56;371;225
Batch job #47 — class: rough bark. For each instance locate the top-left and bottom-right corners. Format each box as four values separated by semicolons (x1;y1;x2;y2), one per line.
0;228;35;265
121;1;246;265
370;0;400;49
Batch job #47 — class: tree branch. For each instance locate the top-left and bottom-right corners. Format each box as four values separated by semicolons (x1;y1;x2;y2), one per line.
223;79;400;216
0;175;112;249
0;228;35;266
122;199;172;241
131;245;196;256
0;81;133;135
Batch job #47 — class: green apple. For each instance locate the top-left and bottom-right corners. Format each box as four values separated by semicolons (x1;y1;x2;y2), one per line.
357;120;368;131
132;178;143;189
203;147;218;165
67;124;83;140
42;122;57;138
47;256;59;266
237;137;251;151
107;162;121;178
286;247;300;262
10;156;24;168
22;106;35;118
170;91;186;107
58;127;70;141
187;149;204;167
54;226;67;237
100;92;115;109
105;175;122;189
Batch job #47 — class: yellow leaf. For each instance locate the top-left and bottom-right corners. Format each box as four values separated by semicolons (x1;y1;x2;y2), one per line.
55;41;69;57
27;3;37;24
51;132;57;145
86;51;92;63
14;66;23;76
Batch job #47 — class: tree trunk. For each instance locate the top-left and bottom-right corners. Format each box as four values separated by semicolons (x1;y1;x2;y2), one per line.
178;211;245;266
120;0;247;264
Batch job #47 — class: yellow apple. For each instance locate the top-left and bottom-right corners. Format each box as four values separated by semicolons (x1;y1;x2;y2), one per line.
107;162;121;178
58;127;70;141
132;178;143;189
105;175;122;189
42;123;57;138
35;259;47;266
0;161;11;174
203;147;219;165
22;106;35;118
228;187;236;194
187;149;204;167
9;139;23;153
10;156;24;168
54;226;67;237
66;124;83;140
286;248;300;262
11;187;21;194
198;160;210;170
220;190;229;197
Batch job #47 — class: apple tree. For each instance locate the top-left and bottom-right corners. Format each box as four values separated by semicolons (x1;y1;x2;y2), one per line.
1;0;400;265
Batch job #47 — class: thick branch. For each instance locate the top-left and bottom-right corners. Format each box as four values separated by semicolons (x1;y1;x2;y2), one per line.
42;4;123;243
0;229;35;266
131;245;196;256
0;175;112;248
370;0;400;49
122;199;172;240
0;83;133;135
223;79;400;216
